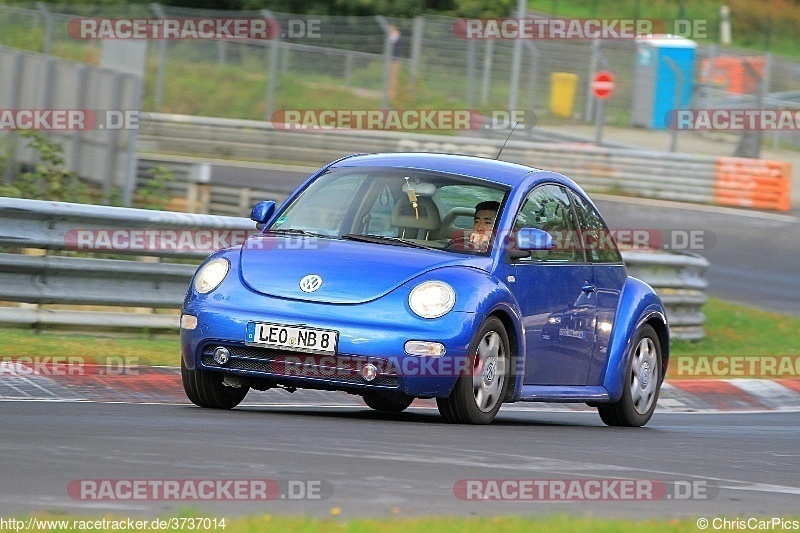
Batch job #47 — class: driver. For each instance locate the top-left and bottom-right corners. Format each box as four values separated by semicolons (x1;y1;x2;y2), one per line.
450;200;499;251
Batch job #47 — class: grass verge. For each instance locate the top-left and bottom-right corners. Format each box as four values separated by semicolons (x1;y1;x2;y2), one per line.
671;297;800;357
0;326;180;367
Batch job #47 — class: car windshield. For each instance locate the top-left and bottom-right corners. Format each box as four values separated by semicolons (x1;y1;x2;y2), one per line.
268;167;509;254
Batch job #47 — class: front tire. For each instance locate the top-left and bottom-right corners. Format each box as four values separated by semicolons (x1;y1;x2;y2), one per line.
598;324;662;427
362;391;414;413
181;357;249;409
437;317;509;424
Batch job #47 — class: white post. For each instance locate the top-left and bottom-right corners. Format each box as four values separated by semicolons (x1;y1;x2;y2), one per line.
720;6;731;45
508;0;526;112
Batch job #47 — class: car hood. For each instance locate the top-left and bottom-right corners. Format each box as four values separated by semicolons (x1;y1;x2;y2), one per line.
239;234;490;304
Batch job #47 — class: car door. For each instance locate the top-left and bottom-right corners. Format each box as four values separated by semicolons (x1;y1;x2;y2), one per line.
509;184;596;386
568;190;627;386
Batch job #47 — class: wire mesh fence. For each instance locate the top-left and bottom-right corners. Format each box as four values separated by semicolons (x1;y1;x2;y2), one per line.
2;3;800;149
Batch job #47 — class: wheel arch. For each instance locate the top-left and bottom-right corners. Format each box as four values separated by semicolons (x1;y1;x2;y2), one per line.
448;267;525;402
486;306;524;403
646;314;670;384
603;276;668;402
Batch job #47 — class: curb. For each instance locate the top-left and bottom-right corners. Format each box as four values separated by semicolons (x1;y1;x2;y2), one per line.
2;365;800;412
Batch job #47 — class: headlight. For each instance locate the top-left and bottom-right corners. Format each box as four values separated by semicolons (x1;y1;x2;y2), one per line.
408;281;456;319
193;258;229;294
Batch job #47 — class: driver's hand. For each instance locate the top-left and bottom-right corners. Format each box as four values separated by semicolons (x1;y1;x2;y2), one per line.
469;231;491;250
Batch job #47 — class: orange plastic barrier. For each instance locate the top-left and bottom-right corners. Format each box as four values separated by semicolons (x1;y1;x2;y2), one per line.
700;56;765;94
714;157;792;211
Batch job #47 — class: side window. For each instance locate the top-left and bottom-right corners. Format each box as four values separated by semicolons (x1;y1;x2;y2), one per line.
513;184;584;263
569;190;622;263
434;184;506;231
433;184;507;245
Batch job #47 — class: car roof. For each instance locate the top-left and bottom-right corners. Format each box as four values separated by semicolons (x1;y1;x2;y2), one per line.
329;152;546;187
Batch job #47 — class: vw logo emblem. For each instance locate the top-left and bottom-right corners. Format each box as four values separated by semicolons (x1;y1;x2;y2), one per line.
484;362;495;384
299;274;323;293
640;362;650;387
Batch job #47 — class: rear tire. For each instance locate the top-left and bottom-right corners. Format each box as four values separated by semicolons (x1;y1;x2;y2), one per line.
362;391;414;413
181;357;249;409
598;324;661;427
437;317;509;424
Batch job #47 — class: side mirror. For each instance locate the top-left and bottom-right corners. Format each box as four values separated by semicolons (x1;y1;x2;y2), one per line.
250;201;276;225
516;227;554;251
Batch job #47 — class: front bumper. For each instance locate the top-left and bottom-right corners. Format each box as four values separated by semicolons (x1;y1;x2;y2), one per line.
181;297;482;398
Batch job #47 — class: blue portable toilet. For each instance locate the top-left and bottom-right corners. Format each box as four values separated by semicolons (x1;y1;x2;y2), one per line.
631;35;696;129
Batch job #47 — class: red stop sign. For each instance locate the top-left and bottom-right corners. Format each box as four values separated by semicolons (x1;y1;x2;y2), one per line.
592;71;615;100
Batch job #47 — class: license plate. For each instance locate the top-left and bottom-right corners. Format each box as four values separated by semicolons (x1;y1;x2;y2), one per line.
246;322;338;354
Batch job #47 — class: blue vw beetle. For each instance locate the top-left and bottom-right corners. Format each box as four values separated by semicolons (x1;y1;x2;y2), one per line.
180;153;668;426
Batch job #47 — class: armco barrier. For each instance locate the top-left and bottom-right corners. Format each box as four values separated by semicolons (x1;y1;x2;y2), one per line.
623;251;710;341
0;198;707;339
137;112;792;212
0;197;255;329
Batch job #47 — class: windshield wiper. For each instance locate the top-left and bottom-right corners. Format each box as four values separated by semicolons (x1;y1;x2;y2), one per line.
341;234;438;251
267;228;331;238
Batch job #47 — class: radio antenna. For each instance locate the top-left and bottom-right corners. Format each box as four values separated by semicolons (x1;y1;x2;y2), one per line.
495;121;520;160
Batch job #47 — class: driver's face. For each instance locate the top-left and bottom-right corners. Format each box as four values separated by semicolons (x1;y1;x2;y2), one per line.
473;209;497;234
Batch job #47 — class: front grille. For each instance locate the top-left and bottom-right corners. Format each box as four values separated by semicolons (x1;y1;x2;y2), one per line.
201;345;399;387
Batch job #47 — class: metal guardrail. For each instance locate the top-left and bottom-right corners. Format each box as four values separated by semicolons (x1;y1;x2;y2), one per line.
624;251;710;341
137;112;792;212
0;197;255;329
0;198;708;339
0;196;255;258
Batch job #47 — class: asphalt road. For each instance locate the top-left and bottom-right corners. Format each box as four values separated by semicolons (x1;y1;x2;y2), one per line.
209;163;800;316
1;401;798;519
